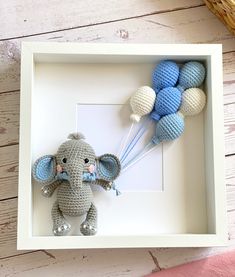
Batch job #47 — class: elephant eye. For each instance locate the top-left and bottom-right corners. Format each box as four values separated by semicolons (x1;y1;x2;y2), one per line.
84;158;89;164
62;158;67;163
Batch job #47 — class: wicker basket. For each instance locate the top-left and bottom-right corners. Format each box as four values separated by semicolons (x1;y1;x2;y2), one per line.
204;0;235;35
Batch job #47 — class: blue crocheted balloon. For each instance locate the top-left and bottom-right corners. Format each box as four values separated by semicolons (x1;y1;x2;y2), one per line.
177;62;206;92
152;61;180;92
152;113;184;144
150;87;182;121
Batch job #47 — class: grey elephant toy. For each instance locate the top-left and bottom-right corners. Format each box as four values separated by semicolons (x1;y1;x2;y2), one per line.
32;133;121;236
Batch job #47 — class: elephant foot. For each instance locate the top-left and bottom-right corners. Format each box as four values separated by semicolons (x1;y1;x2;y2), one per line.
53;222;71;236
80;221;97;236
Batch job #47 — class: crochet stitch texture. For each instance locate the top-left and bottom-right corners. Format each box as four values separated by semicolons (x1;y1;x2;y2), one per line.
152;61;206;146
130;86;156;122
32;133;121;236
152;60;179;91
152;113;184;144
177;61;206;92
180;88;206;116
151;87;182;121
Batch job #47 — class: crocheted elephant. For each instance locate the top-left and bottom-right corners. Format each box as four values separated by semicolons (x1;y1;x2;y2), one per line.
32;133;121;236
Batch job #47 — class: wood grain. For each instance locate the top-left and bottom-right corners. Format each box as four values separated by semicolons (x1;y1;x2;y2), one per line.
226;154;235;186
0;91;19;146
0;198;19;259
0;144;18;200
224;103;235;155
0;6;234;93
0;0;204;40
223;52;235;105
0;198;30;259
0;248;156;276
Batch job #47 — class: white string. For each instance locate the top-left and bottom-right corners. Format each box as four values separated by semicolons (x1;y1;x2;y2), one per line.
122;142;159;172
120;118;153;163
120;122;148;163
122;141;152;170
118;122;134;157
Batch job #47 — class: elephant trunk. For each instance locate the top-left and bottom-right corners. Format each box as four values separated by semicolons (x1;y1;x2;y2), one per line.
66;162;83;190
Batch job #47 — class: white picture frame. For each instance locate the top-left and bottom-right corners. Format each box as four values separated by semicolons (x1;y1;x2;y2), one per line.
18;42;227;249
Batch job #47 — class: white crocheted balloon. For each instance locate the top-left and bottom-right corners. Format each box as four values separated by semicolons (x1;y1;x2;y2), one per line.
179;88;206;116
130;86;156;122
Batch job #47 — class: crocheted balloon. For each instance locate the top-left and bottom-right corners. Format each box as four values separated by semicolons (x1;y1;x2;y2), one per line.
152;113;184;145
121;60;207;172
179;88;206;116
177;62;206;92
150;87;182;121
152;61;180;92
130;86;156;122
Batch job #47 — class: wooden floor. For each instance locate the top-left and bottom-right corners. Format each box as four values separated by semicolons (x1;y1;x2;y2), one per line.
0;1;235;276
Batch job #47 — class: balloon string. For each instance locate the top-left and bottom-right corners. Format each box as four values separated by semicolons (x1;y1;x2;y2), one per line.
119;118;147;161
118;122;134;157
120;122;148;163
122;141;159;172
120;117;150;163
122;141;152;170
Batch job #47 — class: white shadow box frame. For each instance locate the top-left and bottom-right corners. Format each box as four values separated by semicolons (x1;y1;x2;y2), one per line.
18;42;227;249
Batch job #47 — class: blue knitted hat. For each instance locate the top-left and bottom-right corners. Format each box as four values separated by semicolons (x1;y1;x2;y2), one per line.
152;113;184;144
152;61;180;92
150;87;182;121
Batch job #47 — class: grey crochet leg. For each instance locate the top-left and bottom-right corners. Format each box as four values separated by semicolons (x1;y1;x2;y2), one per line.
80;203;97;236
51;200;71;236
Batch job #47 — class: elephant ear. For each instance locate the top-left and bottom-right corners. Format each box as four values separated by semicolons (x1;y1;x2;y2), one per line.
32;155;56;184
96;154;121;182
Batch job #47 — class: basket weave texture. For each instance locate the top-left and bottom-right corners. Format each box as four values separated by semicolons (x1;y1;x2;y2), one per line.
204;0;235;35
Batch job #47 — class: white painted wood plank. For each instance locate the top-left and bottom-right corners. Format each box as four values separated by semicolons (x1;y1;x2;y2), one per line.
0;248;157;277
0;198;16;226
223;52;235;105
0;198;28;259
0;144;18;200
224;103;235;155
0;0;204;40
0;176;18;201
151;238;235;270
227;187;235;212
228;211;235;241
226;155;235;186
0;91;19;146
0;6;234;93
0;214;235;276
